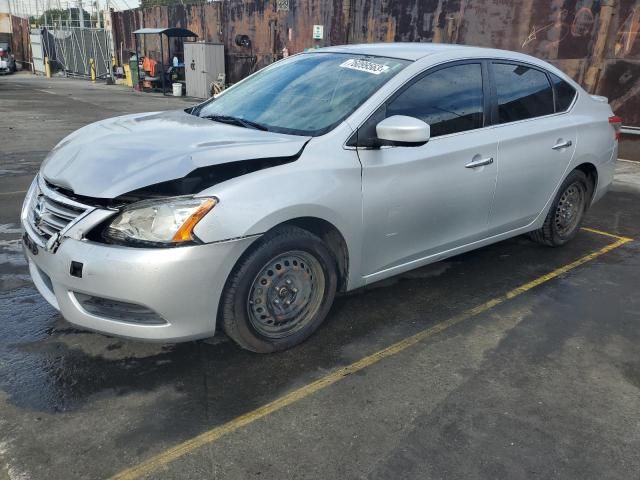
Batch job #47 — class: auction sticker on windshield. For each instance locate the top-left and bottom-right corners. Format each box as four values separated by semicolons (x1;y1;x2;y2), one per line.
339;58;390;75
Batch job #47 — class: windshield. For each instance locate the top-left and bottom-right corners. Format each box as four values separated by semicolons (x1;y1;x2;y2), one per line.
195;53;410;136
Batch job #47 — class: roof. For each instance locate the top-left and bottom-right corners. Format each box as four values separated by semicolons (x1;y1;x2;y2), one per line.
133;27;198;38
313;43;561;74
318;43;493;61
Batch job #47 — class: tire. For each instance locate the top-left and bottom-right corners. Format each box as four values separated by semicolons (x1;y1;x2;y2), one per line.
220;226;338;353
528;169;591;247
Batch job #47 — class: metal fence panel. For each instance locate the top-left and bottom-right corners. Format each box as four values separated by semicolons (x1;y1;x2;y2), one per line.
42;28;112;79
29;31;45;74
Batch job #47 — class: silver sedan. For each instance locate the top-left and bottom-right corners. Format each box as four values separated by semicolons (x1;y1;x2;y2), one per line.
21;43;620;352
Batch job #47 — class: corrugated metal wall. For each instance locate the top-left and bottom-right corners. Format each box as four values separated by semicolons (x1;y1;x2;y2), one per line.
110;0;640;125
10;15;31;68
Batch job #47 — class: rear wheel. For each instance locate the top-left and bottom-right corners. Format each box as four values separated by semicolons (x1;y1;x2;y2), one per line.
221;226;338;353
529;169;591;247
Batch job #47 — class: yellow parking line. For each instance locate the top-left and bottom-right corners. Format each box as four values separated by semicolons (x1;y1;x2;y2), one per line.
110;229;633;480
580;227;633;242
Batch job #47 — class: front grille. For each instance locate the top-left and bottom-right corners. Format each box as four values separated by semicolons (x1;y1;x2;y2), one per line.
25;176;91;246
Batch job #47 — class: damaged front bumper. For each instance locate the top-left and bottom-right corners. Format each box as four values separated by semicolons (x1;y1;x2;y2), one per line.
22;235;255;341
21;176;257;342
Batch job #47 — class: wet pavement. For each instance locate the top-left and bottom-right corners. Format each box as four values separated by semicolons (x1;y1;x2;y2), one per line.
1;74;639;480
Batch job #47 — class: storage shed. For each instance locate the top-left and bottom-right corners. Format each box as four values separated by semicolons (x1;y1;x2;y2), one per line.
184;42;225;99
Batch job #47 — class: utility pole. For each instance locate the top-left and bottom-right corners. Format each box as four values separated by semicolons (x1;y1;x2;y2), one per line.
78;0;84;27
44;0;49;27
104;0;110;28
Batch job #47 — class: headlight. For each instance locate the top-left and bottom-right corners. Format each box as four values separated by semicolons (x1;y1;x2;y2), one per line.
21;176;39;222
104;197;217;246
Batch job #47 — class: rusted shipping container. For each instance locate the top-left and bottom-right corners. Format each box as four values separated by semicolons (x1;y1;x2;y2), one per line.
110;0;640;127
10;16;31;67
0;14;31;68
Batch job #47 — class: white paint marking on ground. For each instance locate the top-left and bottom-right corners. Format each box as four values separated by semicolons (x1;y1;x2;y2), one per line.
35;89;58;95
0;191;27;196
0;224;22;235
0;239;26;266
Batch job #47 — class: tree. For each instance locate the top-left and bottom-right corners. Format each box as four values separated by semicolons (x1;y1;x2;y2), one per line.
31;8;91;28
140;0;204;8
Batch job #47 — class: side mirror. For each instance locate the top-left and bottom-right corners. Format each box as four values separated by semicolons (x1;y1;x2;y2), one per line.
376;115;430;146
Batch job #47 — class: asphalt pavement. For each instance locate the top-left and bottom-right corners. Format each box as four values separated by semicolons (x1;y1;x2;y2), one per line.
1;73;639;480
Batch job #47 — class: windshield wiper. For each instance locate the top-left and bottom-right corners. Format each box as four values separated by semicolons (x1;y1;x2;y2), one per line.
202;114;269;131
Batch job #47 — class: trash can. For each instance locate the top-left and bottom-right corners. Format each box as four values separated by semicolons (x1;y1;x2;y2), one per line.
172;82;183;97
128;55;139;88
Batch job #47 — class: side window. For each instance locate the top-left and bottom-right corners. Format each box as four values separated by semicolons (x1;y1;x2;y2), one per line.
550;73;577;112
492;63;554;123
386;63;484;137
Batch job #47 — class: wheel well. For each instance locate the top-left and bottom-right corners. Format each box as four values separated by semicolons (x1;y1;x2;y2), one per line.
277;217;350;292
574;163;598;200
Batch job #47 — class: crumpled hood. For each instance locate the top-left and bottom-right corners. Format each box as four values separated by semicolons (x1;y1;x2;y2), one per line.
41;110;310;198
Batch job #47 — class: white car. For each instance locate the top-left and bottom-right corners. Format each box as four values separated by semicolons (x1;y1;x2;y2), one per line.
0;42;17;74
22;44;621;352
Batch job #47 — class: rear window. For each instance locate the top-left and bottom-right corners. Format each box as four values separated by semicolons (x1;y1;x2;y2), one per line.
492;63;554;123
550;73;577;112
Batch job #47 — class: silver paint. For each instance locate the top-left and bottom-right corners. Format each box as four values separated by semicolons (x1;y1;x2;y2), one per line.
23;44;616;341
376;115;431;144
41;110;309;198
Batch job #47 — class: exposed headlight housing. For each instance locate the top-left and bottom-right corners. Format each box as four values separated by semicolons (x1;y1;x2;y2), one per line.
104;197;217;246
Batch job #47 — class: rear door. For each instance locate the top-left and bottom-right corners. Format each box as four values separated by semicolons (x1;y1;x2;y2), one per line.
487;62;577;235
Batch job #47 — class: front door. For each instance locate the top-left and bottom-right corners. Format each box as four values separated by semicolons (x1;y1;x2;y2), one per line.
356;62;499;278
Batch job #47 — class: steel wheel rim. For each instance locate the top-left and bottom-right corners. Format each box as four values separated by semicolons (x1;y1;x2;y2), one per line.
247;250;326;339
555;182;584;237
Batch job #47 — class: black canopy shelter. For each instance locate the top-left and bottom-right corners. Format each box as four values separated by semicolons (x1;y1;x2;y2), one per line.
133;27;198;95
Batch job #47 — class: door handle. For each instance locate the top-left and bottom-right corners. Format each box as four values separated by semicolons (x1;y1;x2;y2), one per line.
465;157;494;168
552;140;573;150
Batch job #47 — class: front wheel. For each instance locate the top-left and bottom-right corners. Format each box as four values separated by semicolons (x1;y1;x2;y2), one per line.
529;169;591;247
220;226;338;353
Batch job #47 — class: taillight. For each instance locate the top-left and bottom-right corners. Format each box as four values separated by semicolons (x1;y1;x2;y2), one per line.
609;115;622;141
